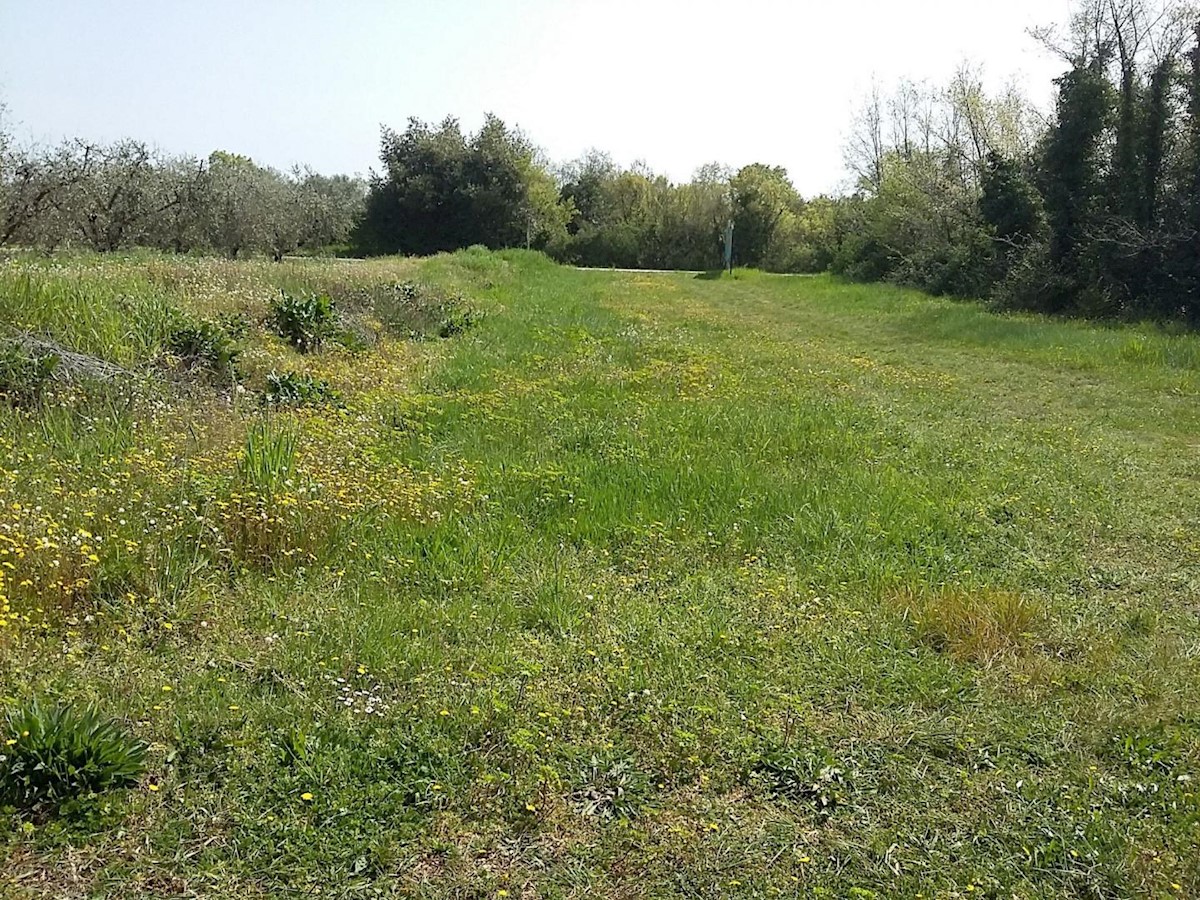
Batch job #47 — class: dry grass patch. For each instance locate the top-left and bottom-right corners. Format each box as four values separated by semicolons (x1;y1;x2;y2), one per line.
891;585;1046;665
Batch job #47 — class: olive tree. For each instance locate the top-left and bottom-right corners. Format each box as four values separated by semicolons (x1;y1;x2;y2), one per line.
202;151;286;259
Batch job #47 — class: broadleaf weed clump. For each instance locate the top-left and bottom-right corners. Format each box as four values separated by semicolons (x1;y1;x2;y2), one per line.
438;308;482;338
271;291;337;353
167;319;241;381
748;742;856;821
569;751;651;821
370;281;481;340
263;372;341;408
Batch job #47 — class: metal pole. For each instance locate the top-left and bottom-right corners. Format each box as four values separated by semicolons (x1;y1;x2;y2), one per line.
724;220;734;275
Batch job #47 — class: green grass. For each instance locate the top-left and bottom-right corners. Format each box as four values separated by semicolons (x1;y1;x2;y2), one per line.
1;250;1199;898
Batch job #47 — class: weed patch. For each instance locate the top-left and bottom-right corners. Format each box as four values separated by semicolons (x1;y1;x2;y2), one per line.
367;280;481;340
569;751;652;821
747;742;856;820
167;319;240;380
263;371;341;407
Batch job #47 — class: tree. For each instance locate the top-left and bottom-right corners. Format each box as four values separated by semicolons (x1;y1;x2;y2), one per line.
0;140;98;249
979;151;1044;248
66;140;175;252
846;83;886;192
203;151;280;259
730;164;799;267
559;151;618;234
519;155;571;250
291;170;365;252
1037;62;1113;281
353;115;561;257
146;156;210;254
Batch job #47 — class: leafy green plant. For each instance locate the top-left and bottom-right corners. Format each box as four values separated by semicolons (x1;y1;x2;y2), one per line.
263;371;340;407
168;319;240;378
0;699;148;809
438;308;481;338
216;311;252;340
271;291;337;353
0;339;59;406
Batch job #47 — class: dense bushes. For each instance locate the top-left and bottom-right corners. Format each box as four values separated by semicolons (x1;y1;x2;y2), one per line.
352;116;566;257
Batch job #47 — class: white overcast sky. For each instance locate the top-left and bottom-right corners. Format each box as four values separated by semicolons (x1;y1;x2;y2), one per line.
0;0;1074;196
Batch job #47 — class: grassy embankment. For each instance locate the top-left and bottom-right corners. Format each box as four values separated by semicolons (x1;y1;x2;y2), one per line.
1;249;1198;898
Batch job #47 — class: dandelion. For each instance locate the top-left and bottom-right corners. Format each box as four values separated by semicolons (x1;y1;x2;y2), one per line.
301;792;314;802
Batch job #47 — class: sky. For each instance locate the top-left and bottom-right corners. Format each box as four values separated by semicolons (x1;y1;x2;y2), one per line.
0;0;1075;196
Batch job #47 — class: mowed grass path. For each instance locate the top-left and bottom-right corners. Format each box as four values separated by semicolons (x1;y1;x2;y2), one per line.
2;252;1199;898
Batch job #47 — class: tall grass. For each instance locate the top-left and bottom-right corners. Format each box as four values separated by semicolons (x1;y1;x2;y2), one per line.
237;418;298;497
0;267;179;364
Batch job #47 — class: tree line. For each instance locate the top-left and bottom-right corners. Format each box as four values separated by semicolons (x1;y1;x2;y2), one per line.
0;110;364;259
4;0;1200;323
836;0;1200;321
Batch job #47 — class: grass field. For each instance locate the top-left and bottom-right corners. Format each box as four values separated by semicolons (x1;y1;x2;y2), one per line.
1;249;1198;898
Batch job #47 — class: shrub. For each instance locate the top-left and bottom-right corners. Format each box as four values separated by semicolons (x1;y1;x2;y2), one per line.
263;372;340;407
271;291;337;353
0;699;148;809
0;339;59;406
216;311;252;340
168;320;240;378
438;309;481;338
